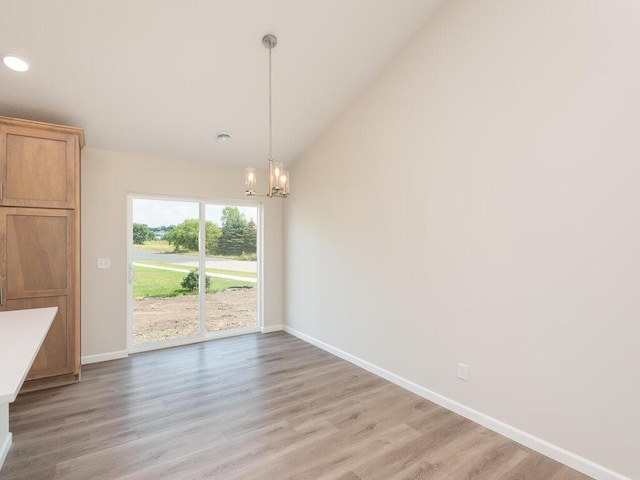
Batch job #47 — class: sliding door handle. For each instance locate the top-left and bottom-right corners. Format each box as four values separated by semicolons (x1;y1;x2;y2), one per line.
128;265;135;283
0;182;3;200
0;287;4;306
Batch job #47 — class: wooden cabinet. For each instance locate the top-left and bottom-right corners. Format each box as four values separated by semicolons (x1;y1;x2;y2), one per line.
0;117;83;391
0;120;79;209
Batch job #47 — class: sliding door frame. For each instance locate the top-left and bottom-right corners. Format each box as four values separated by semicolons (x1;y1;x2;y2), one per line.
126;192;263;354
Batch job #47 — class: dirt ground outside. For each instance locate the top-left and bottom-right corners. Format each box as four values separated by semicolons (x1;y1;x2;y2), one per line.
133;287;257;344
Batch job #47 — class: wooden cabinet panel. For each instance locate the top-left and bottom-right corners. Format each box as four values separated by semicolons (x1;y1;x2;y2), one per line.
0;117;83;209
7;296;71;380
6;212;71;295
0;209;77;381
6;133;69;203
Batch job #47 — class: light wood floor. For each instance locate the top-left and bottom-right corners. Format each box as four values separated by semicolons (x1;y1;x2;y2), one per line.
2;332;593;480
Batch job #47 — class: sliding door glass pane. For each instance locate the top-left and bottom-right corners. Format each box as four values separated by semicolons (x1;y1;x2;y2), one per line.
132;199;200;344
204;204;258;333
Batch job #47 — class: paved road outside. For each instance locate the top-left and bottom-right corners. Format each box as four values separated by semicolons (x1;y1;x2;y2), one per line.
132;250;257;273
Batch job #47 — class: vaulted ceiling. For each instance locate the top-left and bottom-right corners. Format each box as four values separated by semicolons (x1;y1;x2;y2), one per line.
1;0;445;167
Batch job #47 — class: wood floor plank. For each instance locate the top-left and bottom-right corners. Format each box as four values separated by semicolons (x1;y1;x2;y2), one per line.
383;425;488;480
0;332;594;480
352;416;480;480
495;453;567;480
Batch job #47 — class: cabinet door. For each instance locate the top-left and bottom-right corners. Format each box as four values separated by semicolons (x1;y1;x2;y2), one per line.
0;208;78;380
0;124;78;209
6;296;72;379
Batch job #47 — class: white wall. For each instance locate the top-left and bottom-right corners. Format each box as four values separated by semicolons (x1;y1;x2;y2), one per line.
81;147;283;358
284;1;639;479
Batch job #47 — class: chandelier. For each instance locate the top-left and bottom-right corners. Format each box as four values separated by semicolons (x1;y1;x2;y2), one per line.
245;34;289;198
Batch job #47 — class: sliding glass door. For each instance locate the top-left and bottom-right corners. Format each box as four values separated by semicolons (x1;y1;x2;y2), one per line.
128;196;259;352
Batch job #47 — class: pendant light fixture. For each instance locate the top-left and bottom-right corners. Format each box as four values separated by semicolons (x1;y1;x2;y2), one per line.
245;34;289;198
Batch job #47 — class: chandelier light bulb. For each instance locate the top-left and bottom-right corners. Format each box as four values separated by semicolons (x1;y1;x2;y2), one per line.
245;167;257;194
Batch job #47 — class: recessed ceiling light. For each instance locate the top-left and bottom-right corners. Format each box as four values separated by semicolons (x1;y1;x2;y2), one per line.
2;55;30;72
217;131;231;143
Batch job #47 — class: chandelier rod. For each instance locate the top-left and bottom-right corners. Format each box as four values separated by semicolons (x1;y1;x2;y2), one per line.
268;41;273;161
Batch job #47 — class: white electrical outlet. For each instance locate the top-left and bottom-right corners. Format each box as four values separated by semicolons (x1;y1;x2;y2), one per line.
458;362;468;381
97;258;111;269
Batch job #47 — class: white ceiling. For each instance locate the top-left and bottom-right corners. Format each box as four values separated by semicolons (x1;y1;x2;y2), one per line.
0;0;445;167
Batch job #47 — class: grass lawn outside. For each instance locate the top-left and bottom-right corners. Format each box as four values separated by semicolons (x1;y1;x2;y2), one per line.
133;264;254;299
132;240;180;254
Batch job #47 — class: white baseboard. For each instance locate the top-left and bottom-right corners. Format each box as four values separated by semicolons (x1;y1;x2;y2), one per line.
261;324;284;334
81;350;128;365
284;326;630;480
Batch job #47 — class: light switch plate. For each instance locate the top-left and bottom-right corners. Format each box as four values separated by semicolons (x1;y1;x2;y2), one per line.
97;258;111;269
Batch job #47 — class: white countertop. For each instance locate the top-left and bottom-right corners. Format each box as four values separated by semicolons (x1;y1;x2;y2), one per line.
0;307;57;404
